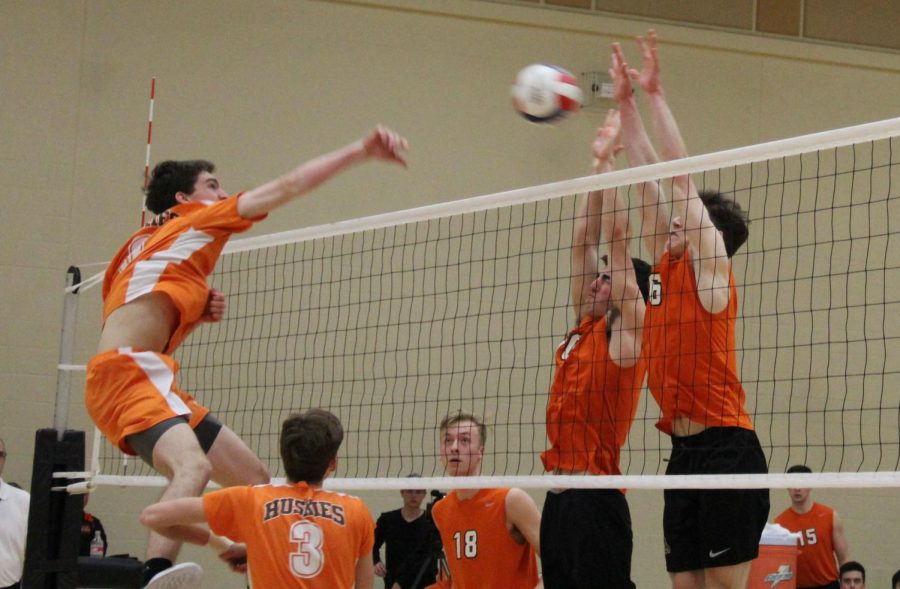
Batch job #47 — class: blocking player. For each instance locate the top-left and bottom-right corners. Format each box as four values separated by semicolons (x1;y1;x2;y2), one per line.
539;108;650;589
611;31;769;589
86;126;407;586
775;465;850;589
430;413;542;589
140;408;375;588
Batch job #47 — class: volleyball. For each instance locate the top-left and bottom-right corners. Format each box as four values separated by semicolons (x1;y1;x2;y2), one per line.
511;64;583;124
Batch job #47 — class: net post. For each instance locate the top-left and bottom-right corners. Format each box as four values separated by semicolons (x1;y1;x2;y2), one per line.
22;429;85;589
53;267;81;441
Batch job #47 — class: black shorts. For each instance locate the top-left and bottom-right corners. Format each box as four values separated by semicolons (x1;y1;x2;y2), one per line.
125;413;223;467
663;427;770;573
541;488;635;589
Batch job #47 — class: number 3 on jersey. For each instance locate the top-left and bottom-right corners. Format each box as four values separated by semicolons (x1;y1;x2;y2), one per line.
453;530;478;559
290;520;325;578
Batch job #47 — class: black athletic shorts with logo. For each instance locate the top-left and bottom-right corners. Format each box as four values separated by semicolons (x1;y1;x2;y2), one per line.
541;488;636;589
663;427;770;573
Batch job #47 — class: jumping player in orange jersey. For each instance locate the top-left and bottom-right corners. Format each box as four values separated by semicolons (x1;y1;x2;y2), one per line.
429;413;542;589
85;126;407;588
775;465;850;589
611;31;768;589
140;409;375;588
539;108;650;589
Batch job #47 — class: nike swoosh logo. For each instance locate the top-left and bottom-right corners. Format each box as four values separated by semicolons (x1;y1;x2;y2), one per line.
709;548;731;558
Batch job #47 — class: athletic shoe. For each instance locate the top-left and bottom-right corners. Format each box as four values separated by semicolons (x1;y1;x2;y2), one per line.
145;562;203;589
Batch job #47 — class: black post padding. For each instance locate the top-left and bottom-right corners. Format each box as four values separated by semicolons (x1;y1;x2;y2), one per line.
75;557;143;588
22;429;86;589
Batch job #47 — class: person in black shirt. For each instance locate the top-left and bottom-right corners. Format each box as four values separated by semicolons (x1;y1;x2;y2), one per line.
373;478;440;589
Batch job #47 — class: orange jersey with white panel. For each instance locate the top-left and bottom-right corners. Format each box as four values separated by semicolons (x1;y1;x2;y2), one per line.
431;488;539;589
102;196;261;353
204;482;374;588
775;503;839;587
644;250;753;435
541;314;646;474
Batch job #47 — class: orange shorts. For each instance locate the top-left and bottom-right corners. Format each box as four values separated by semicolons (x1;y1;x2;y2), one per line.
85;348;209;455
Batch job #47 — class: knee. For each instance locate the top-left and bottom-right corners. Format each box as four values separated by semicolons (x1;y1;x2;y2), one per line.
168;452;214;486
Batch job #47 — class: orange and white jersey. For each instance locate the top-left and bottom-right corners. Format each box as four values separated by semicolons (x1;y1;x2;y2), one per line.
204;482;374;588
541;314;646;475
102;196;261;353
431;488;539;589
644;250;753;435
776;503;839;587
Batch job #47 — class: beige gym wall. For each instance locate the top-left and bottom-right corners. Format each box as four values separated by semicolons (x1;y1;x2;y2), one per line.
2;0;899;586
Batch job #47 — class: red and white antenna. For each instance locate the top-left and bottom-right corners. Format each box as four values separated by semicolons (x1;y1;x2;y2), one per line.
141;77;156;226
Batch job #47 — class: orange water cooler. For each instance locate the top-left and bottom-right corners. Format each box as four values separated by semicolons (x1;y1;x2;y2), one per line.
747;523;801;589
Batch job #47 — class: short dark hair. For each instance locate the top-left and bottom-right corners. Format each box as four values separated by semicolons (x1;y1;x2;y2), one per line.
839;561;865;583
631;257;652;303
280;409;344;484
439;412;487;448
786;464;812;474
144;159;216;214
699;189;749;258
891;568;899;588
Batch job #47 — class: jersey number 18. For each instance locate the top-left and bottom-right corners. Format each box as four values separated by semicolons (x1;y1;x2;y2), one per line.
453;530;478;559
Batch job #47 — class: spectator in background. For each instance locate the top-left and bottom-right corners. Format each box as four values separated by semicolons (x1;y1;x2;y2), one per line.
373;476;439;588
80;494;109;558
775;464;849;589
890;569;899;589
839;561;865;589
0;436;30;589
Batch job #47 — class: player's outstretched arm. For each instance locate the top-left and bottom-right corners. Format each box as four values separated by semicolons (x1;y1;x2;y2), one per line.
611;41;669;262
632;30;730;311
595;114;645;367
236;125;408;219
140;498;234;558
571;111;622;322
505;487;542;558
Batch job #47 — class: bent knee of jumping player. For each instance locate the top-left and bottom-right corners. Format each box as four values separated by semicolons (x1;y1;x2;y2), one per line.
150;422;214;491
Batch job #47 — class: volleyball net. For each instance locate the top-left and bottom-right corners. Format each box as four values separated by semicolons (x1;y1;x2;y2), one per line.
60;116;900;491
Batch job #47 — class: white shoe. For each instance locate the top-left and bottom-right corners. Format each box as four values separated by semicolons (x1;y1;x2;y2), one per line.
146;562;203;589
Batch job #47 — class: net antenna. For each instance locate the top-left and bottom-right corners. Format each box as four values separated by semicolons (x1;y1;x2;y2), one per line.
61;115;900;492
140;77;156;227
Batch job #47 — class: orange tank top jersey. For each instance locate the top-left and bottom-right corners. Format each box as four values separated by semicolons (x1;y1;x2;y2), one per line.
541;315;647;474
102;196;261;353
204;482;374;588
431;488;539;589
644;250;753;435
775;503;839;587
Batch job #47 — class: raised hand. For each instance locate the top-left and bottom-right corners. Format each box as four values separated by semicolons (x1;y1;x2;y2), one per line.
609;43;635;104
363;125;409;167
628;29;662;95
592;109;623;172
